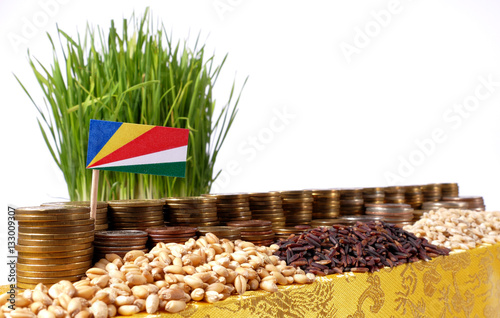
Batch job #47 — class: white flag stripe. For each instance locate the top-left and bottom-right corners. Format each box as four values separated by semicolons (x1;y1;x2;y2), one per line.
92;145;188;168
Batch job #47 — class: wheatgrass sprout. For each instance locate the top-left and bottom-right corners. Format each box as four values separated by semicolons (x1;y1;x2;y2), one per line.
16;9;246;200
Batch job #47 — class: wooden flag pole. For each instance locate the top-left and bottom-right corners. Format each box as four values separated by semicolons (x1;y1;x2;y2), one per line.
90;169;99;220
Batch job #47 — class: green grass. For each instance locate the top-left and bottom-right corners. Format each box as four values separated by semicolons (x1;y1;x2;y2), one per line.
16;8;246;200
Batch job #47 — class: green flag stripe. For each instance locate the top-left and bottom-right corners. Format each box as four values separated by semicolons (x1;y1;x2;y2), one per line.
91;162;186;177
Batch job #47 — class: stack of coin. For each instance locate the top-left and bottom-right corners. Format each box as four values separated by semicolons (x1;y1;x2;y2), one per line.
339;188;364;216
14;206;94;289
311;189;340;219
248;192;285;228
146;226;197;248
441;196;486;211
164;196;218;227
107;199;165;230
273;226;308;240
42;201;109;231
422;183;442;202
403;186;424;209
384;186;406;204
204;193;252;224
197;226;241;241
364;203;414;226
280;190;314;226
93;230;148;260
362;187;385;205
440;183;459;197
226;220;274;246
421;201;469;211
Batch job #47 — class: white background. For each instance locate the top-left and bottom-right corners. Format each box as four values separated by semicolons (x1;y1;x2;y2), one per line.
1;0;499;285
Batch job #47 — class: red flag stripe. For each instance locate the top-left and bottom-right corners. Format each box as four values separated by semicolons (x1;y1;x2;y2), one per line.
88;126;189;168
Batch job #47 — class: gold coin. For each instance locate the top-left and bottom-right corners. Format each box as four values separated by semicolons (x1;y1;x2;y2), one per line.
110;216;164;222
18;247;93;259
218;214;252;219
217;205;251;210
16;243;92;253
282;197;314;203
94;245;146;252
313;214;340;219
249;191;280;197
252;214;286;220
249;198;282;204
95;224;109;231
286;216;313;222
42;201;108;208
94;239;148;247
215;198;249;204
17;274;84;284
181;221;220;226
217;210;252;216
166;203;217;210
18;236;94;246
169;217;218;223
279;190;312;196
95;218;109;225
313;211;341;216
169;212;218;219
15;213;91;222
112;220;164;226
18;218;94;227
167;207;218;213
94;235;148;242
108;206;164;213
251;212;285;217
250;205;283;211
15;206;90;215
18;224;94;234
110;211;162;218
313;205;341;210
251;211;285;217
165;196;216;203
16;260;92;272
282;204;313;209
218;219;252;225
250;209;284;214
17;254;93;265
94;230;148;238
207;193;249;199
95;215;108;221
107;199;165;207
249;199;282;204
313;198;341;204
109;212;163;219
17;231;94;240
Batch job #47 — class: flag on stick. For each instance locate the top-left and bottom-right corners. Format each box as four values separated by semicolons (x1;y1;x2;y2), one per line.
86;119;189;177
86;119;189;218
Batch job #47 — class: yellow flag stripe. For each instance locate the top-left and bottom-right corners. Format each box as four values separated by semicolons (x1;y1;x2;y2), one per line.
88;124;155;167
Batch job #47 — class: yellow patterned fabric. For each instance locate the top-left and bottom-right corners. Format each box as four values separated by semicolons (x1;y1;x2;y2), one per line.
2;243;500;317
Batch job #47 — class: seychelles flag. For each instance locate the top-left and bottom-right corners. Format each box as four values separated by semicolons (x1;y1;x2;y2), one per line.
86;120;189;177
